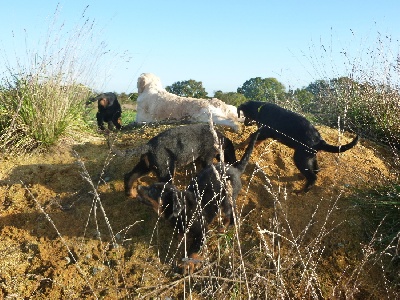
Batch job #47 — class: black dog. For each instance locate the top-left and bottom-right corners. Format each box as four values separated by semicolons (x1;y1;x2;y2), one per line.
137;129;259;273
87;92;122;130
237;101;359;192
111;124;237;197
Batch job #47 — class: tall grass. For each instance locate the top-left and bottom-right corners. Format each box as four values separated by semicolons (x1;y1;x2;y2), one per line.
0;76;91;152
296;32;400;150
0;5;116;153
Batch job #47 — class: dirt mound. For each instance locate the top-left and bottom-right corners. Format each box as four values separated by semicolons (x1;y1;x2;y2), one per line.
0;124;398;299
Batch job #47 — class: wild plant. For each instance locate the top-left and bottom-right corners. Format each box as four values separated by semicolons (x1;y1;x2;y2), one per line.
0;5;119;153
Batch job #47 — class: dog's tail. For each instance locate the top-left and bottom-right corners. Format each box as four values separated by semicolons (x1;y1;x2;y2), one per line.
315;135;359;153
233;129;260;173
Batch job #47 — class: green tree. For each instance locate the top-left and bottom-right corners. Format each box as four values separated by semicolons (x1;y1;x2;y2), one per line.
128;92;138;102
305;77;359;116
214;90;247;106
166;79;208;98
291;88;315;112
237;77;286;102
305;79;331;98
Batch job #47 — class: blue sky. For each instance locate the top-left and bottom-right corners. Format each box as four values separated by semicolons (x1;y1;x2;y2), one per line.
1;1;399;95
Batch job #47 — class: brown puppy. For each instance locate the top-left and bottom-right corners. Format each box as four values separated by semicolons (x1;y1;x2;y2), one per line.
87;92;122;130
137;129;259;273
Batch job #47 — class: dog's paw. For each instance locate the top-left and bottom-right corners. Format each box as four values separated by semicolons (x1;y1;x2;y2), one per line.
125;188;138;198
181;253;203;275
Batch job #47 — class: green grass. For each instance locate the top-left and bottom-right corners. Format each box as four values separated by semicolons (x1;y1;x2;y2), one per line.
351;184;400;244
122;110;136;126
0;77;92;152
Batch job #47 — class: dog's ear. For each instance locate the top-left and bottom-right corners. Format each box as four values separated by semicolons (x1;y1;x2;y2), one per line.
137;76;145;94
137;184;163;214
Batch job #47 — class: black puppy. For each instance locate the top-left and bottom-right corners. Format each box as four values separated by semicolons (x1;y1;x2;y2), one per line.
111;124;237;197
137;130;259;273
237;101;359;192
88;92;122;130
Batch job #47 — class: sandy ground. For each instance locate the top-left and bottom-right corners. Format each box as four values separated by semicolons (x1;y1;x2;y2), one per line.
0;124;398;299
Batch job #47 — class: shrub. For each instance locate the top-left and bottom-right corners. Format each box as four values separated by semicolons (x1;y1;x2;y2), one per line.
301;77;400;147
0;5;118;153
0;75;91;152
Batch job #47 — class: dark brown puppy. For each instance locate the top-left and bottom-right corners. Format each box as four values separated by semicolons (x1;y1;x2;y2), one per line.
237;101;358;192
137;129;259;273
137;183;202;273
87;92;122;130
112;124;237;197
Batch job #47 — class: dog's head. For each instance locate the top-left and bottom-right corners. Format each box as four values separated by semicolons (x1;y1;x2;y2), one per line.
95;92;117;108
237;101;264;126
98;97;109;108
237;105;255;126
137;73;163;94
137;183;189;219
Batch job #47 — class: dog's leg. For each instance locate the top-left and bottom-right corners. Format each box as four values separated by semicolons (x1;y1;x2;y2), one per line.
182;231;204;275
124;158;151;197
112;111;122;130
221;182;234;231
96;112;105;130
312;156;320;174
293;150;317;193
107;121;114;131
221;137;237;164
237;133;264;149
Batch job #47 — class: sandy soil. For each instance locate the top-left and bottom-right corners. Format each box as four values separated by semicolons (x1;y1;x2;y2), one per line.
0;124;398;299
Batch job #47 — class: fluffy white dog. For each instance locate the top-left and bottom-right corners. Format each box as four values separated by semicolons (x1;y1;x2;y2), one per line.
135;73;242;131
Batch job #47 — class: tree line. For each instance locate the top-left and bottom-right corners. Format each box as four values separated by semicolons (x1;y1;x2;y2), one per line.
161;76;400;147
114;75;399;147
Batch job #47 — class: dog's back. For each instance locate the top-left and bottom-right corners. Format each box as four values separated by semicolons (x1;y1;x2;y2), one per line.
257;103;322;149
136;73;241;131
238;101;358;152
239;101;321;148
113;124;236;165
150;124;217;164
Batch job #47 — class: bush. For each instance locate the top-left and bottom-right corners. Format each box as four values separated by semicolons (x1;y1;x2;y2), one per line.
0;75;91;152
0;5;120;153
296;33;400;148
301;77;400;147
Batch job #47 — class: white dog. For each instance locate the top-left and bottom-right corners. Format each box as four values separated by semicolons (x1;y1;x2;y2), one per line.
135;73;242;131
